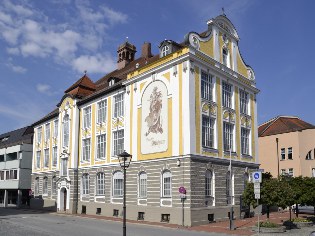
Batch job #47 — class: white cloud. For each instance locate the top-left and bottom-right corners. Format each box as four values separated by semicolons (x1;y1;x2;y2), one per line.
72;53;116;74
6;47;20;55
5;62;27;73
36;84;51;94
102;6;128;25
0;0;127;74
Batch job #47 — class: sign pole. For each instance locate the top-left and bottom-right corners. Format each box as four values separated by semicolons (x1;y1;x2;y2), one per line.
257;198;260;234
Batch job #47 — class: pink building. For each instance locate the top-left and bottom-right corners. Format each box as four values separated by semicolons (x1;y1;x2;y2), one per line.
258;116;315;178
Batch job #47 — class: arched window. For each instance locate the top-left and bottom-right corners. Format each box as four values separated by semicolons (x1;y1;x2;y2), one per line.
63;114;69;147
82;174;89;195
138;172;147;198
205;170;213;197
43;177;48;195
96;172;105;195
52;176;57;195
162;170;172;197
113;171;123;197
34;177;39;195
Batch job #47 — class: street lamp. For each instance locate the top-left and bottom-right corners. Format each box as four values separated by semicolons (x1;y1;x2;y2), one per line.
117;150;132;236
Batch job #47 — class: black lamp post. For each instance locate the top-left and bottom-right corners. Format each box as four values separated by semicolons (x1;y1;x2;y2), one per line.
117;150;132;236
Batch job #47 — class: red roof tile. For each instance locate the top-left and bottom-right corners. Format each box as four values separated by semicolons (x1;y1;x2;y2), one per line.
258;116;315;137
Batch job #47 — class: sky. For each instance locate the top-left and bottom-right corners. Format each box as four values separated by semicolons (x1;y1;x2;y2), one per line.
0;0;314;134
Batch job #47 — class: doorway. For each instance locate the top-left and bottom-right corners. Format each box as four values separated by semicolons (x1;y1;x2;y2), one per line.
60;187;67;211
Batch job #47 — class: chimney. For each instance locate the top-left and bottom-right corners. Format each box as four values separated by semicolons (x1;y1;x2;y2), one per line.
141;42;152;58
117;41;137;70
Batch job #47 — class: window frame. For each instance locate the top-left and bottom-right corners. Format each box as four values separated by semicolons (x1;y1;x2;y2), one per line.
138;172;147;198
63;115;70;147
222;81;233;108
96;172;105;196
53;119;58;138
162;170;172;198
113;129;124;156
52;146;58;167
82;138;91;162
44;148;49;168
36;151;41;169
201;71;213;101
113;93;124;118
112;171;123;197
288;147;293;160
205;170;213;197
241;127;250;155
34;177;39;195
96;134;106;160
52;176;57;195
37;126;42;144
43;177;48;195
202;115;215;149
281;148;285;160
239;89;249;115
223;122;234;152
83;106;92;129
161;45;170;57
82;174;89;195
97;100;107;124
44;123;50;142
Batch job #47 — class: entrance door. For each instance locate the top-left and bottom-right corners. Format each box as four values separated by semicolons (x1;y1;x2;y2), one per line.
63;188;67;211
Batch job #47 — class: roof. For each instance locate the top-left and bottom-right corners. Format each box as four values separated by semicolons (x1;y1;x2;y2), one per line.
32;108;59;127
258;116;315;137
64;74;96;97
0;126;33;149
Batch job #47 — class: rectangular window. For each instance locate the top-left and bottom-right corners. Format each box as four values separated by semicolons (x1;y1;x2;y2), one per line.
288;147;293;160
139;173;147;198
96;173;105;195
241;128;250;155
222;81;232;108
61;158;67;176
223;122;234;151
54;119;58;138
312;168;315;177
83;106;91;129
36;151;41;169
37;126;42;143
44;149;49;168
82;175;89;195
45;123;50;142
288;168;294;176
113;130;124;156
281;148;285;160
281;169;286;175
52;177;57;194
52;147;58;166
6;170;9;180
82;138;91;161
0;171;4;180
162;172;171;197
306;151;312;160
114;94;124;118
202;115;214;148
97;100;107;124
35;178;39;195
11;169;17;179
201;71;213;101
239;90;249;114
96;134;106;160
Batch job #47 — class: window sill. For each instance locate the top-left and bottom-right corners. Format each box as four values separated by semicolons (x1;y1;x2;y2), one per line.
161;196;172;199
224;151;237;156
202;147;218;153
241;154;252;159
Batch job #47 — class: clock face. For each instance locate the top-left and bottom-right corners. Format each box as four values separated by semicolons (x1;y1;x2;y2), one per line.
189;34;200;49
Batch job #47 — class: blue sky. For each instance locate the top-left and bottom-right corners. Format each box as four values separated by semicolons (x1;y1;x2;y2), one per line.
0;0;314;134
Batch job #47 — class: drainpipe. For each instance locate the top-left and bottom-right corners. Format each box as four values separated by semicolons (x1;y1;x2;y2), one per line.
75;107;81;214
276;138;279;178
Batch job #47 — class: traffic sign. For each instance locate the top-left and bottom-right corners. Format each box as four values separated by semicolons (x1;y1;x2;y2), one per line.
254;188;260;194
255;194;260;199
254;183;260;189
252;171;262;183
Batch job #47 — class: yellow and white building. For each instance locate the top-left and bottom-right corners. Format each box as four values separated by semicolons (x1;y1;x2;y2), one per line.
31;14;259;226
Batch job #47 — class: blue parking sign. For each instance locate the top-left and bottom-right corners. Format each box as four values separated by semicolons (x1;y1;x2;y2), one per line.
252;171;262;183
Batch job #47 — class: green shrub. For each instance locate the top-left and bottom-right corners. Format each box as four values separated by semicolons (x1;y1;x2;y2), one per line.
256;221;280;228
292;218;311;223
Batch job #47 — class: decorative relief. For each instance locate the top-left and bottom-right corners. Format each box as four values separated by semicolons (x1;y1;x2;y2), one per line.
96;124;106;134
202;102;217;117
241;115;251;128
141;80;168;154
222;108;235;123
112;117;124;130
186;31;212;50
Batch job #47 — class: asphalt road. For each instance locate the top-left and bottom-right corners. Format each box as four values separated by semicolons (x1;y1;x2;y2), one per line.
0;208;231;236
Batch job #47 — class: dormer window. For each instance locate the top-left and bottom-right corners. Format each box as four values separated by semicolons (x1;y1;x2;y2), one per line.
161;45;170;57
109;79;115;86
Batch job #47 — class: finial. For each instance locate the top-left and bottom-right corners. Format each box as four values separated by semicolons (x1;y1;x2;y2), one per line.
84;70;87;75
126;36;128;42
222;7;226;16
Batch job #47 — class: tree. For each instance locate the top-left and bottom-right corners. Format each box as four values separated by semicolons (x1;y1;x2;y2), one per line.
300;177;315;215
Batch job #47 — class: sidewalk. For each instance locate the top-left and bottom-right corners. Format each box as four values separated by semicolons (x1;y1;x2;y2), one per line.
61;210;313;236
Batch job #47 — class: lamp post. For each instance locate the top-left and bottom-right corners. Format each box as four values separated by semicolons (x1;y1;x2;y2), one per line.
117;150;132;236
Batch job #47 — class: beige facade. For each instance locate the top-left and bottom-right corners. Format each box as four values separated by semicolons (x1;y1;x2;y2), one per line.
259;117;315;178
